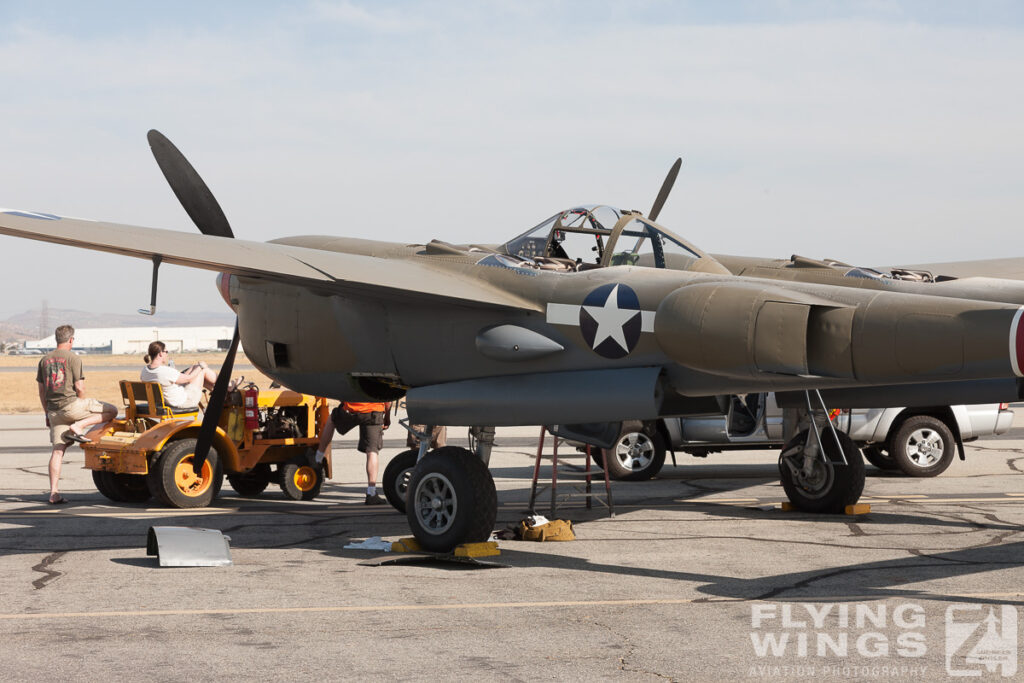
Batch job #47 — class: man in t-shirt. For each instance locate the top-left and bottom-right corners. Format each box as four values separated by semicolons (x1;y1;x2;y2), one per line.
311;401;391;505
36;324;117;504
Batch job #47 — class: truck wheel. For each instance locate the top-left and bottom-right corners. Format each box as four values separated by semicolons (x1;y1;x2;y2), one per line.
383;449;418;513
779;430;865;513
890;416;955;477
227;463;272;497
861;446;899;471
150;438;222;508
92;471;151;503
405;447;497;553
604;422;666;480
279;462;324;501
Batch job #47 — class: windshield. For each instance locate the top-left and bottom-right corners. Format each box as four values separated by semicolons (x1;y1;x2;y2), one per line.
607;218;702;269
501;206;623;260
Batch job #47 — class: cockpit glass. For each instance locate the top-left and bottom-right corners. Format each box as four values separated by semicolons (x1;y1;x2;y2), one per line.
608;219;701;269
503;214;558;259
551;229;603;264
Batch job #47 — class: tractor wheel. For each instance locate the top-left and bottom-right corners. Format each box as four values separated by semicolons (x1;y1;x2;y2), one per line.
405;447;497;553
92;469;122;502
383;449;418;513
279;462;324;501
148;438;222;509
778;430;865;514
227;463;272;497
92;470;150;503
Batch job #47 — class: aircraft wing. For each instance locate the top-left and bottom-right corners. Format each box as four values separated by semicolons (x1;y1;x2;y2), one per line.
884;257;1024;280
0;209;539;311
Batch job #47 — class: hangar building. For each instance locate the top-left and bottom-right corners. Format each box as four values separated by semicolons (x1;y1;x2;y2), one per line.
25;326;234;355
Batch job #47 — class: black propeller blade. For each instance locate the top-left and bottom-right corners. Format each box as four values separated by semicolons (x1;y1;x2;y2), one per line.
648;157;681;223
147;129;234;238
192;323;240;475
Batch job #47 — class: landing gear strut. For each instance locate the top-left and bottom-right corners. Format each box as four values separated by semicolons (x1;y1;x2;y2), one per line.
778;391;865;513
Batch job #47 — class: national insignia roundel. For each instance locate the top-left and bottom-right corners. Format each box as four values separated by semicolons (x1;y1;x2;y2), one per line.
579;283;642;359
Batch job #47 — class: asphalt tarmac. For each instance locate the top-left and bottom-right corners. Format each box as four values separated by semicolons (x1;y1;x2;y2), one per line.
1;414;1023;681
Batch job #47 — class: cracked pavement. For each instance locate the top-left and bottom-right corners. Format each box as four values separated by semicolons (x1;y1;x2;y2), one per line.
0;413;1022;681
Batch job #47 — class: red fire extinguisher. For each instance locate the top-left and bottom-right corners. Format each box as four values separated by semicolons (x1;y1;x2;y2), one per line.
243;384;260;431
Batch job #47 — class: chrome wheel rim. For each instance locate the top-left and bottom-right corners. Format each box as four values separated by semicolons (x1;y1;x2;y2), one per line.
614;432;654;471
905;428;944;467
412;472;457;535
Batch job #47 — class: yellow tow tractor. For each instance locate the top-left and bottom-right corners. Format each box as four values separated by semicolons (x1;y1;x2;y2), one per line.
83;380;333;508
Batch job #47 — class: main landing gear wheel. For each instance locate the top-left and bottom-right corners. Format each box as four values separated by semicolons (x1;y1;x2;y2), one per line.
279;461;324;501
405;446;497;553
92;470;152;503
778;430;865;514
890;415;956;478
227;463;272;497
147;438;222;508
861;445;899;471
604;421;666;481
383;449;418;513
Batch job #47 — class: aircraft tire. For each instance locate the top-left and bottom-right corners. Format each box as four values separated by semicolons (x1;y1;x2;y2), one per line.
405;447;497;553
279;462;324;501
227;463;272;497
778;430;865;513
604;422;666;480
149;438;222;508
92;470;151;503
890;415;955;478
861;445;899;471
382;449;418;513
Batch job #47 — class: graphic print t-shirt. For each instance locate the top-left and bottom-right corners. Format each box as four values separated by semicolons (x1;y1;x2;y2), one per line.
36;349;83;411
140;365;187;407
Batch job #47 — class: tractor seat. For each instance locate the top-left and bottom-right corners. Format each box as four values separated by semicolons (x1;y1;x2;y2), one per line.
119;380;200;419
132;401;200;416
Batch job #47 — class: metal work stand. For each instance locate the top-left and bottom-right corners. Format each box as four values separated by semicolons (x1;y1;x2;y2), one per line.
528;427;614;518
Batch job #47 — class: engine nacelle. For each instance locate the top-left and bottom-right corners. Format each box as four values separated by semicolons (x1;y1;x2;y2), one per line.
654;280;1022;385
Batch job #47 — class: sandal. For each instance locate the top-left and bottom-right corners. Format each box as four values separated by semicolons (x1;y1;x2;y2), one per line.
64;432;91;444
48;495;68;505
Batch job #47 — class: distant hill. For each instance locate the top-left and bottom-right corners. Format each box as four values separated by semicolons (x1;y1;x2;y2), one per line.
0;308;235;343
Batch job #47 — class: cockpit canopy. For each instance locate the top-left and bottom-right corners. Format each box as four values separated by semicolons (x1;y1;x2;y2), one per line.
500;205;730;275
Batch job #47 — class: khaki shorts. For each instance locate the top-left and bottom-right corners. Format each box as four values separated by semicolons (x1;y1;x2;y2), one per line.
180;382;203;408
48;397;114;446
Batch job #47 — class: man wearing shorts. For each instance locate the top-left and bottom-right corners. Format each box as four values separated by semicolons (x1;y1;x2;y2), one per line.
311;401;391;505
36;325;117;504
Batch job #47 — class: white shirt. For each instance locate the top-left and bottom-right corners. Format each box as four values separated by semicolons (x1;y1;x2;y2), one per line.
140;365;187;407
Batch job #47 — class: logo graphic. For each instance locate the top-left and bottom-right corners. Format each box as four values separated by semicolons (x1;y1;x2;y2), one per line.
946;604;1018;677
579;283;641;359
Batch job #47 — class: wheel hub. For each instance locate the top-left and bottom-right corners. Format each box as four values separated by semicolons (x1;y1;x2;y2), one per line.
616;433;653;470
906;429;943;466
782;452;834;500
412;472;458;535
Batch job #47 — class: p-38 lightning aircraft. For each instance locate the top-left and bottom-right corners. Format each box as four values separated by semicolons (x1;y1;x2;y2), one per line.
3;132;1024;552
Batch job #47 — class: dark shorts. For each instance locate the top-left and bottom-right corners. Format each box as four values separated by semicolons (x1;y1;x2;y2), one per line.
330;406;385;454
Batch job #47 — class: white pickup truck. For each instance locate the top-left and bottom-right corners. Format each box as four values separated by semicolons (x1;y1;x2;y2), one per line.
600;394;1013;481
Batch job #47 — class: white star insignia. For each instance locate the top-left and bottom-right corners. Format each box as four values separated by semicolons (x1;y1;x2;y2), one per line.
582;284;640;351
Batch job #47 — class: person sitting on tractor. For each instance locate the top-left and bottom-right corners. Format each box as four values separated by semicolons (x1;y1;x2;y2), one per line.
140;340;218;410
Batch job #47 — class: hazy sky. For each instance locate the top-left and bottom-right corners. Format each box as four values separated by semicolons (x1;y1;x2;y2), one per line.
1;1;1023;318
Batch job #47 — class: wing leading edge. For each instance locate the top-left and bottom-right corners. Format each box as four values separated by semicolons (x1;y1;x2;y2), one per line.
0;210;539;311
